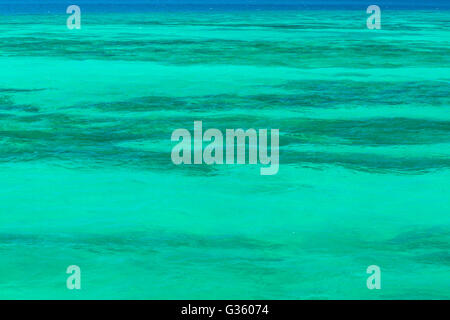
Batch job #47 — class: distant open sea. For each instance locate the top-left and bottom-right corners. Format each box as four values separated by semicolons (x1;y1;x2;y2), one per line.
0;1;449;299
1;1;450;14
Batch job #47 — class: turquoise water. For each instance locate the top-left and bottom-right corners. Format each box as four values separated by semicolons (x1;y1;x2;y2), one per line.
0;8;449;299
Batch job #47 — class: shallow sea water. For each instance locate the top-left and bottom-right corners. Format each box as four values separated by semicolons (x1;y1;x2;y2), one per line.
0;8;449;299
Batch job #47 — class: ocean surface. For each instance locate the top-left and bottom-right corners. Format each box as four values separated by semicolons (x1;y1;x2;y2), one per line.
0;3;449;299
